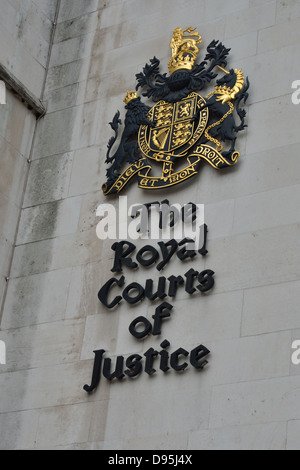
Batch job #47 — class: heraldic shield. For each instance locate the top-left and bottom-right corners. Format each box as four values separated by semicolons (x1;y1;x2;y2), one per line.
102;26;249;196
139;93;208;160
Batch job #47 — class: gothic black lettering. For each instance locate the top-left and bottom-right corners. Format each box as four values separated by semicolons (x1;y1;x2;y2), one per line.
190;344;210;369
124;354;143;377
151;302;173;335
157;239;178;271
177;238;197;261
111;240;137;272
97;276;125;309
129;316;152;339
97;269;215;308
136;244;159;267
83;342;210;392
170;347;189;371
122;282;145;304
145;277;167;300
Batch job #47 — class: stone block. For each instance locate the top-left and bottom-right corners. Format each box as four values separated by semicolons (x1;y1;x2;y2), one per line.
102;13;162;53
88;399;110;444
10;237;54;278
79;76;102;104
196;142;300;205
276;0;300;22
68;146;104;197
188;422;287;450
258;17;300;53
54;11;99;44
104;387;211;441
0;409;39;450
58;0;100;23
32;107;78;159
242;280;300;336
0;14;19;69
0;0;53;97
21;0;53;44
222;31;257;62
233;184;300;235
71;99;100;149
98;1;132;29
287;420;300;450
0;138;28;206
164;290;243;345
0;196;21;243
80;312;120;360
205;0;250;21
46;58;90;92
0;360;107;413
207;224;300;294
44;83;79;114
30;101;98;160
222;331;291;383
98;0;204;32
0;0;20;33
19;27;50;70
50;34;94;68
77;191;102;233
209;375;300;428
161;331;290;390
0;235;13;278
23;152;74;207
17;196;82;244
204;199;235;240
246;44;300;105
46;59;90;93
1;268;73;329
11;227;102;278
84;67;134;105
1;318;85;372
35;402;94;449
125;432;189;450
103;35;167;76
224;2;276;39
65;261;104;320
0;91;36;159
9;45;47;99
32;0;58;21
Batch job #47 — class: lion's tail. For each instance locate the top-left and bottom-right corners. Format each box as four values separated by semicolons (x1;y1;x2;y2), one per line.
106;111;122;163
234;77;250;133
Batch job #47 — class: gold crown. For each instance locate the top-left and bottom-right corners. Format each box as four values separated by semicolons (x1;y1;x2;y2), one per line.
168;27;202;75
123;90;138;104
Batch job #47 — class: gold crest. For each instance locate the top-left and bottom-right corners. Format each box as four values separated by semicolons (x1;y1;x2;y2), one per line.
102;27;249;195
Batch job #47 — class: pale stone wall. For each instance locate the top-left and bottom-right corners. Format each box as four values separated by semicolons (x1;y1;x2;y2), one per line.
0;0;57;98
1;0;300;450
0;0;57;319
0;90;36;317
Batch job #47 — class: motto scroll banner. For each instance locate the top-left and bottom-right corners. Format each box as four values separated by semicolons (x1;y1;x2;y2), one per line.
102;145;240;195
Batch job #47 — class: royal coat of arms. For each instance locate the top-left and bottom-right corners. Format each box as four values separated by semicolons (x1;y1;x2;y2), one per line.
102;27;249;195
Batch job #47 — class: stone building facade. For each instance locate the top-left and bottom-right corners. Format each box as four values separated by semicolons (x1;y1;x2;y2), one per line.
1;0;300;450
